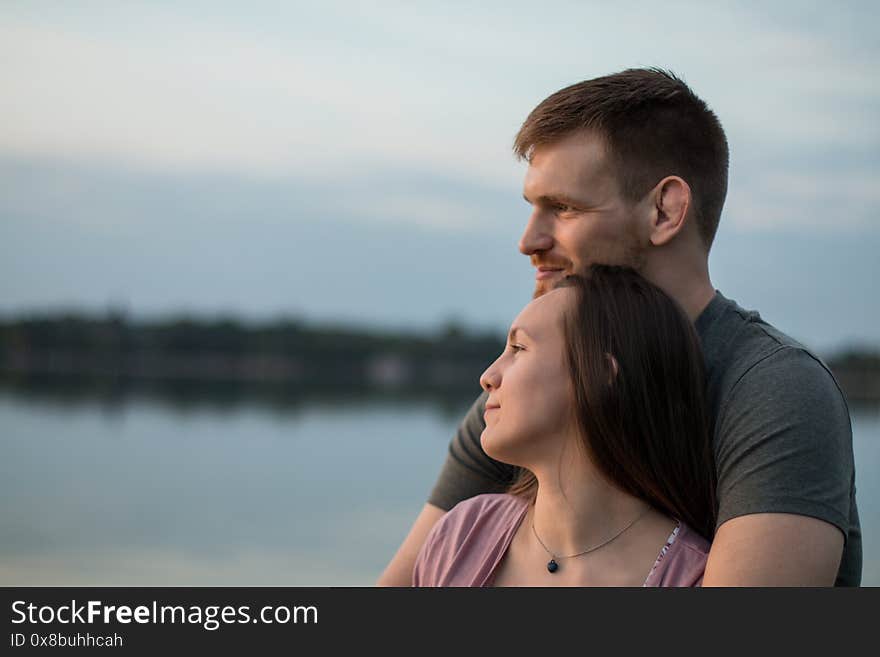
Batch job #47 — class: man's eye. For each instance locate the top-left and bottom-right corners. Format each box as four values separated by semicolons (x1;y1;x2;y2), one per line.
509;343;526;353
553;203;574;213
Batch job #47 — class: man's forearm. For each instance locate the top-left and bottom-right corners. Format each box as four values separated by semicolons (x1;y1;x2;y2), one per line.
377;503;447;587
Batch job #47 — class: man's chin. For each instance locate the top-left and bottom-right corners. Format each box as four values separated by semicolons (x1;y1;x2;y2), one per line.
533;251;647;298
533;276;562;298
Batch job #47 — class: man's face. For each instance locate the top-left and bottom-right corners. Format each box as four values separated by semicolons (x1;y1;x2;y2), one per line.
520;130;649;297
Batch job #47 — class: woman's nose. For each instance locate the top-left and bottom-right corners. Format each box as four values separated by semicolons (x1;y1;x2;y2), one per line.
480;358;502;392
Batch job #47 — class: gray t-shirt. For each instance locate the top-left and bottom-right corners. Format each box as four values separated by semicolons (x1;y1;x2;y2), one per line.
428;291;861;586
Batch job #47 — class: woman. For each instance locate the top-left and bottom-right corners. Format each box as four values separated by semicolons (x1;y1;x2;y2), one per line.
412;265;717;586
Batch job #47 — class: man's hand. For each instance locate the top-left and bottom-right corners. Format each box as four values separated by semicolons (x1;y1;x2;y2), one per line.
703;513;844;586
376;503;447;587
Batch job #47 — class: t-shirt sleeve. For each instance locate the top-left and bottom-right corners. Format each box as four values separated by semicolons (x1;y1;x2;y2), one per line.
412;513;446;586
714;346;854;538
427;390;518;511
411;495;487;586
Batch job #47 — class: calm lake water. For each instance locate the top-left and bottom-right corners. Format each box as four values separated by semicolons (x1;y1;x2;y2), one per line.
2;390;878;586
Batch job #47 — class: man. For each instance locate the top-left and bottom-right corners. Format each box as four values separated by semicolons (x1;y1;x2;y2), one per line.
378;68;860;586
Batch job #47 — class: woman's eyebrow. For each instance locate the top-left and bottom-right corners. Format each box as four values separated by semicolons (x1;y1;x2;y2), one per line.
508;327;532;343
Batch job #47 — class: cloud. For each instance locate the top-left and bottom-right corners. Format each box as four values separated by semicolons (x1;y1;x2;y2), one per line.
2;156;878;351
725;169;879;231
2;1;877;203
0;16;519;186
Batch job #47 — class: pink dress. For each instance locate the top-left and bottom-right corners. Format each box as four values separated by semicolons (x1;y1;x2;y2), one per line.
412;493;709;587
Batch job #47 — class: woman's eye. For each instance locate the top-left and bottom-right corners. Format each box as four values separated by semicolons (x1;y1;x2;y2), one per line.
509;343;525;353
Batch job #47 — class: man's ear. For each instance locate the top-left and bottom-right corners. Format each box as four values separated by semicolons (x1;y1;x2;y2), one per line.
648;176;691;247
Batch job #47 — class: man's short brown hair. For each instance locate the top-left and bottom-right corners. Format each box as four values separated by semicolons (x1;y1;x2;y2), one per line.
514;68;729;249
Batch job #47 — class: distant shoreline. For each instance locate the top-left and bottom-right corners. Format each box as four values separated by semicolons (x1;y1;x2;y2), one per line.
2;313;878;404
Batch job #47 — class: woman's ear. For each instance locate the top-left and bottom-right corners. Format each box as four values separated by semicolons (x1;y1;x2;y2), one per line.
606;353;620;386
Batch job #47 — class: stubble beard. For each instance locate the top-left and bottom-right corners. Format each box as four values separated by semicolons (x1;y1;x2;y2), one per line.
532;238;647;299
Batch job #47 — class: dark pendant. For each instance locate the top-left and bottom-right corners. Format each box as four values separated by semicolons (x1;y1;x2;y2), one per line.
547;559;559;573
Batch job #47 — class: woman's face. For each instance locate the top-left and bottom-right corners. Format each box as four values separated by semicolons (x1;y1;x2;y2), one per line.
479;287;576;467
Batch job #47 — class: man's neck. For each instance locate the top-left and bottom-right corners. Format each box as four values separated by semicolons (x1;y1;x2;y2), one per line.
642;257;715;322
673;280;716;322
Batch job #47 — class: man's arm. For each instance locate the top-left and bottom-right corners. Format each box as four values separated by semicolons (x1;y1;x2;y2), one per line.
705;347;855;586
377;503;446;586
376;392;515;586
703;513;843;586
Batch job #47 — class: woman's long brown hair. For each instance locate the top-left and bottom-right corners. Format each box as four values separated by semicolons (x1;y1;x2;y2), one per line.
507;265;717;540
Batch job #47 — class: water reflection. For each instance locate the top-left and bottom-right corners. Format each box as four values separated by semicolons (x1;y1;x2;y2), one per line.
1;382;877;586
0;376;480;422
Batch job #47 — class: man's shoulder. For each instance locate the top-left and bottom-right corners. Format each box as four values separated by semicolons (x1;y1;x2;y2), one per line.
701;291;811;369
701;292;846;408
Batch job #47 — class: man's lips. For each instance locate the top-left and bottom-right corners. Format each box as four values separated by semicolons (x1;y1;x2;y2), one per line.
484;403;500;417
535;266;565;280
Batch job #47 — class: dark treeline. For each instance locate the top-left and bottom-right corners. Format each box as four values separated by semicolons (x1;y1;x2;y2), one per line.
821;349;880;406
1;312;879;407
0;311;504;392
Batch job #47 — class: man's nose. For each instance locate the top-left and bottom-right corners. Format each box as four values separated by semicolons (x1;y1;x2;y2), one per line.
518;210;553;255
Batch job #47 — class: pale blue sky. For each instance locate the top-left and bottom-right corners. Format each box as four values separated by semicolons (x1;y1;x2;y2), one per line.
1;1;878;352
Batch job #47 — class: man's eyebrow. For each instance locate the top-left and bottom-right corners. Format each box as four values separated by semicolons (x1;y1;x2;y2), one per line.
523;192;583;207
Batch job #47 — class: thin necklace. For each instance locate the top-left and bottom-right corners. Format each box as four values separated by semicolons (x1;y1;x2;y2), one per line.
531;505;652;573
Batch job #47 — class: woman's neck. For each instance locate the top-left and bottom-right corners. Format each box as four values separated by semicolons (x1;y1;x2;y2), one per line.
528;461;652;558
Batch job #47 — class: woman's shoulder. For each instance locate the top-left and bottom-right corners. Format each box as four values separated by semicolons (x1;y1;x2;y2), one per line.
675;522;711;556
448;493;528;520
412;494;528;587
431;494;528;545
642;521;711;587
